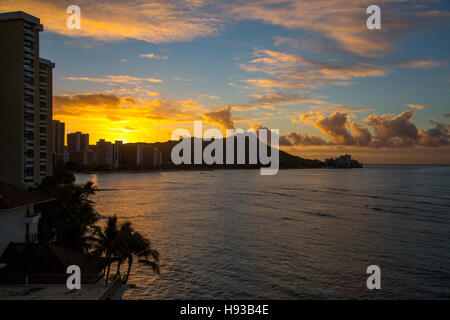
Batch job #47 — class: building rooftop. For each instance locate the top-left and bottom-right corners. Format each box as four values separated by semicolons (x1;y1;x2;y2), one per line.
0;181;54;210
39;58;55;68
0;243;108;276
0;11;41;27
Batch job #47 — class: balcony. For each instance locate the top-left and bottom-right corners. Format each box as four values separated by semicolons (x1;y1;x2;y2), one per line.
24;28;34;36
24;46;34;54
25;162;34;170
24;83;34;90
25;105;34;113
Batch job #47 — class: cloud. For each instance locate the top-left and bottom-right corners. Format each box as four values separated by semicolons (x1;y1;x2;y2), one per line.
251;93;323;107
406;104;427;110
0;0;219;43
241;49;387;90
313;112;357;145
285;132;329;146
173;77;191;82
53;92;248;138
63;75;162;84
202;106;234;132
54;92;201;123
229;0;450;58
54;93;122;109
419;120;450;147
199;94;220;100
282;110;450;148
396;60;441;69
273;36;300;49
363;111;419;148
140;53;168;60
243;78;315;89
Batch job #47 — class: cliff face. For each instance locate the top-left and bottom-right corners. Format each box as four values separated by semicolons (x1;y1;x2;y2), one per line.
152;136;325;169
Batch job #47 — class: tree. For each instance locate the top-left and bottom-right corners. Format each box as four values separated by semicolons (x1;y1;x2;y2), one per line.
90;216;120;284
122;228;160;283
34;166;99;252
90;215;160;284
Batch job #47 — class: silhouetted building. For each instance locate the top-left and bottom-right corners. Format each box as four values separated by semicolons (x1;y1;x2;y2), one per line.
52;120;65;165
0;11;55;188
95;139;113;168
121;143;141;168
325;154;362;168
142;145;162;167
67;131;89;152
112;141;123;169
121;143;162;169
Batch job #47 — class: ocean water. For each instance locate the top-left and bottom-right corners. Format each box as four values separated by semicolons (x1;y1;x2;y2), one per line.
75;165;450;299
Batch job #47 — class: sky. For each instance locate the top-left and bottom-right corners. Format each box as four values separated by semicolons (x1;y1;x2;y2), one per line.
2;0;450;164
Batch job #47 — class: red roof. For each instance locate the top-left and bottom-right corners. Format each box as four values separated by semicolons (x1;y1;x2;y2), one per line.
0;181;54;209
0;243;108;275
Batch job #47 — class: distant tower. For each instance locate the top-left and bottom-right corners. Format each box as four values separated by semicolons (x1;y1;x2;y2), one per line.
67;131;89;152
0;11;55;188
52;120;65;165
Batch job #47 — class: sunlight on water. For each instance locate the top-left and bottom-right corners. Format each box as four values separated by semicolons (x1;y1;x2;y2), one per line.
75;165;450;299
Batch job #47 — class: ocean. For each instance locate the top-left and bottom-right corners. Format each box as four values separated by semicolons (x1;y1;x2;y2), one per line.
75;165;450;299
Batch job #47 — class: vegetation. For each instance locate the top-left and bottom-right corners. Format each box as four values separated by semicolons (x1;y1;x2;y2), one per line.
35;166;160;283
34;166;99;252
90;215;160;284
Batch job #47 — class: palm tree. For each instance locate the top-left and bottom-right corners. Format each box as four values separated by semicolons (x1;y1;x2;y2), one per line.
90;216;120;284
90;215;160;284
122;230;160;283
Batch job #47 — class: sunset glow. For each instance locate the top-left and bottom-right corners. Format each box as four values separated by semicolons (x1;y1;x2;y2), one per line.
2;0;449;164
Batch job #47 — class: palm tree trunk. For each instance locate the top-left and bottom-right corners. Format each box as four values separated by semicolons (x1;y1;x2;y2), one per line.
115;260;122;279
124;258;133;283
105;253;111;284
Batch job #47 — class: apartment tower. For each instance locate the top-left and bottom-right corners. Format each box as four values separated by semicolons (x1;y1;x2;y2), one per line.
0;11;55;188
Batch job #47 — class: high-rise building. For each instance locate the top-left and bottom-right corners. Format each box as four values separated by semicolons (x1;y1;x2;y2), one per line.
67;132;89;152
52;120;65;165
95;139;113;168
0;11;55;188
121;143;162;169
112;141;123;169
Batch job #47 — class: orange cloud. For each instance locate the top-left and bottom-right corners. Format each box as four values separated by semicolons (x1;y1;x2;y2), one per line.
396;60;442;69
241;49;387;91
0;0;219;43
282;110;450;149
140;53;168;60
202;106;234;133
406;104;427;110
53;92;248;143
63;75;162;84
229;0;449;57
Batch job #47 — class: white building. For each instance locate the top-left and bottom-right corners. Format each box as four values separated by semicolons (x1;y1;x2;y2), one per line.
0;181;53;257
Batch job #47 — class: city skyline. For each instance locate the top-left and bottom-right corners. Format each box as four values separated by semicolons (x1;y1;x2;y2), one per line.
1;1;449;164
